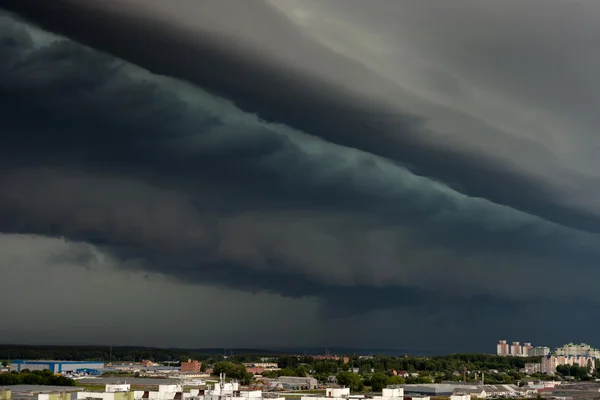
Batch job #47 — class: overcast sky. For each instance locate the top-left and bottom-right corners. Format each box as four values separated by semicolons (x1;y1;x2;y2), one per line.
1;0;600;353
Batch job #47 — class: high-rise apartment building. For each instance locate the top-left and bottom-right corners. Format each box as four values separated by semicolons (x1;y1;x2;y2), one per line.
530;347;551;357
497;340;538;357
510;342;522;356
497;340;509;356
541;355;595;374
555;343;600;358
524;363;541;374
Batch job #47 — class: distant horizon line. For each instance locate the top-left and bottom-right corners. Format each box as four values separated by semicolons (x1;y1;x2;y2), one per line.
0;343;486;356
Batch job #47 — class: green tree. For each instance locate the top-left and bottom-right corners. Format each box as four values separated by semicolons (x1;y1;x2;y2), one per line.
279;368;297;377
387;375;405;385
370;372;389;392
336;371;364;392
0;370;75;386
261;370;279;378
296;365;308;377
213;361;253;384
278;356;299;369
416;376;433;384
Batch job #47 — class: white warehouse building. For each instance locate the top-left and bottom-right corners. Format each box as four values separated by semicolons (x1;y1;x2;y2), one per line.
10;360;104;374
303;386;404;400
374;386;404;400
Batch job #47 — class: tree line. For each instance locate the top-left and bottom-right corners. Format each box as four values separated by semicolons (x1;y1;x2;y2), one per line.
250;354;548;387
0;345;280;363
274;354;541;381
0;346;539;371
0;369;75;386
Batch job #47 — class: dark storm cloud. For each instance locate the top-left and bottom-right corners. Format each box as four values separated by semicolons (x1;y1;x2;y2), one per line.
0;5;600;350
3;4;600;344
3;0;600;235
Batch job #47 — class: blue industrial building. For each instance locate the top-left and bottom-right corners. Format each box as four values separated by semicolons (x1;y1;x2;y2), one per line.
10;360;104;374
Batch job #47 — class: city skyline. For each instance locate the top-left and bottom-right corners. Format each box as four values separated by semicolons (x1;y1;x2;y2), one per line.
2;0;600;349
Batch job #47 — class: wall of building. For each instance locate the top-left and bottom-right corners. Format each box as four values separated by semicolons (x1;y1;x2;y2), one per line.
40;394;75;400
530;347;550;357
541;355;595;374
372;386;404;400
106;385;131;393
382;388;404;398
497;340;508;356
277;377;318;389
11;361;104;373
554;343;600;358
327;388;350;397
523;363;541;374
180;360;201;373
77;392;117;400
248;363;277;369
113;391;134;400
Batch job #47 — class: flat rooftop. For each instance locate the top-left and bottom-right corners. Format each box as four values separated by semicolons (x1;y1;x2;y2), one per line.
12;360;104;364
78;377;179;386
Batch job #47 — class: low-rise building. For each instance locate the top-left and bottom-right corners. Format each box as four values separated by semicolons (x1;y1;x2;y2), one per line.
452;384;530;398
373;386;404;400
404;384;468;396
180;360;202;374
142;360;159;368
10;360;104;374
276;376;318;390
302;387;371;400
246;368;265;376
244;363;277;369
76;374;262;400
6;385;83;400
77;389;134;400
406;384;526;398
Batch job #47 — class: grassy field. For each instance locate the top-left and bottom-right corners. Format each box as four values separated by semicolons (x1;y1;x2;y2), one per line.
76;384;108;391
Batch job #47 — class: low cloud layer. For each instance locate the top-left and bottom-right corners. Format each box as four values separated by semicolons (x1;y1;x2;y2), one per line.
1;2;600;349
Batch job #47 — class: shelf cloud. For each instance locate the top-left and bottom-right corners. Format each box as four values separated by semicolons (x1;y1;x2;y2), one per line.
2;0;600;350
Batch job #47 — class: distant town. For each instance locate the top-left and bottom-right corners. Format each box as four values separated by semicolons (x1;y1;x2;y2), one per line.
2;342;600;400
496;341;599;377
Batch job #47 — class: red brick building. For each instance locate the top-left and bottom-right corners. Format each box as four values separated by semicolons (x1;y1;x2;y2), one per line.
181;359;202;373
